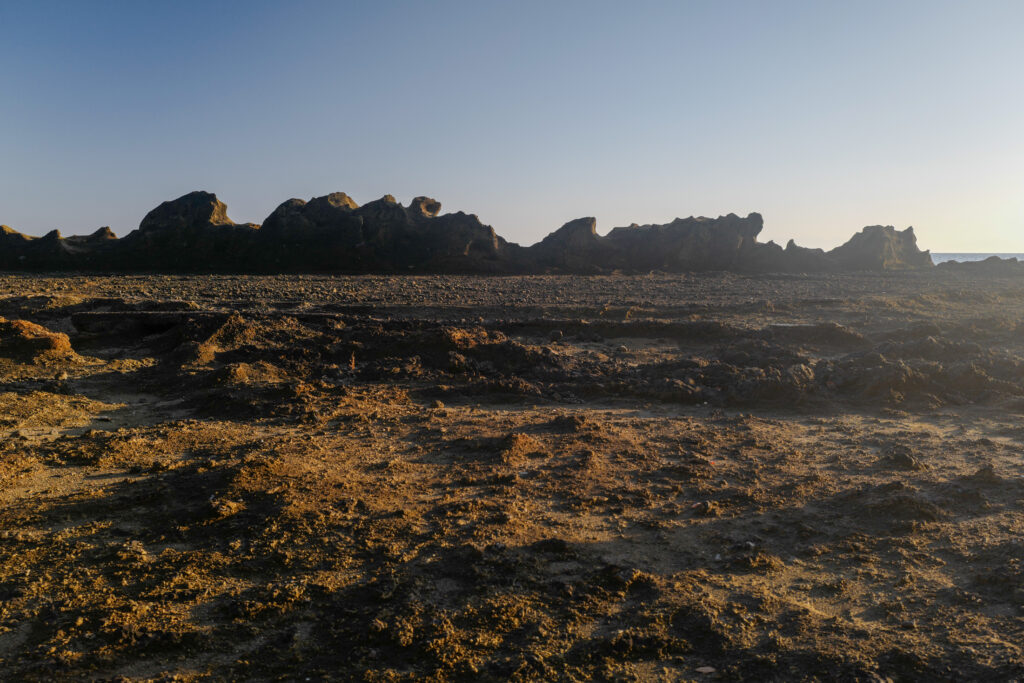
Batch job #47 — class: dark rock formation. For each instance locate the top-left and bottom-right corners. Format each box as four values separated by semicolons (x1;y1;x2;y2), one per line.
520;213;777;272
782;240;830;272
261;193;359;236
0;191;938;274
936;255;1024;274
0;226;33;270
256;192;506;272
139;191;238;233
524;217;606;272
827;226;932;270
516;213;934;274
114;191;260;272
605;213;767;271
607;213;768;271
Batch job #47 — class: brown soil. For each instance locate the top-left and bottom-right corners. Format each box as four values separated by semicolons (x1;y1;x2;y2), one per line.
0;271;1022;681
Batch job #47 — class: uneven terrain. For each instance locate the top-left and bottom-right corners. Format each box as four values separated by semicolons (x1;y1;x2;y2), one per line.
0;271;1022;681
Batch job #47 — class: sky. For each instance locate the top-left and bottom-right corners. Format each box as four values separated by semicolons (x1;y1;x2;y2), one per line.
1;0;1022;251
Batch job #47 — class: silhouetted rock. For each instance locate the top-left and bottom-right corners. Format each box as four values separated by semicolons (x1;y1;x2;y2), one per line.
603;212;768;271
783;240;829;271
524;212;834;273
259;193;364;270
256;194;505;272
118;191;259;271
0;226;34;269
0;228;24;250
827;226;932;270
263;193;359;235
0;191;938;274
529;218;608;272
412;208;506;271
139;191;237;233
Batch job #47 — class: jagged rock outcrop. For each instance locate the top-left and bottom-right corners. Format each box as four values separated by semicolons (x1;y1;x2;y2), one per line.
115;191;261;271
0;224;102;270
523;213;777;272
826;226;932;270
601;213;768;271
258;193;363;270
261;192;359;236
139;191;238;233
256;192;505;272
0;191;937;274
782;240;830;272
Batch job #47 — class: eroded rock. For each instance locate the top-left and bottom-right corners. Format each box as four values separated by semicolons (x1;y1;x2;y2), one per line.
0;192;936;274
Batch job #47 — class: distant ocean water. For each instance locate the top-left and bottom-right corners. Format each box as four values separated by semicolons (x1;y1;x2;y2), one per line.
931;253;1024;263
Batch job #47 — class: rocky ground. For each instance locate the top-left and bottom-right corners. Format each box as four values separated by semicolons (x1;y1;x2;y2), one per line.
0;271;1022;681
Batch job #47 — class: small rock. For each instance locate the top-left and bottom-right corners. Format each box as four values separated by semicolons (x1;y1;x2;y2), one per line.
881;445;927;471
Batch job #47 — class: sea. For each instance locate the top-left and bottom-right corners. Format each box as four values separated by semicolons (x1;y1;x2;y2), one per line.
931;253;1024;263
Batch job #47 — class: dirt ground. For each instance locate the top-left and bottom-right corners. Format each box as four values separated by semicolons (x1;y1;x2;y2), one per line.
0;271;1021;681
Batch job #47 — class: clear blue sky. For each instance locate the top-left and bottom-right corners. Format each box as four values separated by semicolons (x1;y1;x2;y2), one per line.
2;0;1021;251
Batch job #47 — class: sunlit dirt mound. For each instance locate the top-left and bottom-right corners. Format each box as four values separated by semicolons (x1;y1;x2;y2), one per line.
0;317;75;362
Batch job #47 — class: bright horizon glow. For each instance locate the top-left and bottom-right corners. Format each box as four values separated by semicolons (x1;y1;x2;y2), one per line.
2;0;1022;252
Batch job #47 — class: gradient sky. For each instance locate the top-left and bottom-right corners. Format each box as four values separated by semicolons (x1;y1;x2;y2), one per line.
1;0;1022;251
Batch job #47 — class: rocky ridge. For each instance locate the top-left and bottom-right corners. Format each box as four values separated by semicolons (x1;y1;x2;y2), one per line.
0;191;935;273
